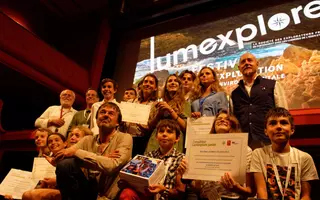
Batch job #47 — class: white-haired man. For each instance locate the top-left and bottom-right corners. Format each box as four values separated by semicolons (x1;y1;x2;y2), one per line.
35;89;77;137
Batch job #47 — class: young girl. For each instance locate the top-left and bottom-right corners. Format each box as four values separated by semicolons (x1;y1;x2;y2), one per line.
145;74;191;153
178;111;255;200
191;67;228;118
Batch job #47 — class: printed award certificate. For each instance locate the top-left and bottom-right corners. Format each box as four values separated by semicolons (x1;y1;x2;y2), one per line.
183;133;248;184
0;169;39;199
120;102;151;125
32;157;56;180
185;117;215;147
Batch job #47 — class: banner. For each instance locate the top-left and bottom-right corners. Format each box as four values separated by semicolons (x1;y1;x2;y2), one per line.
134;0;320;109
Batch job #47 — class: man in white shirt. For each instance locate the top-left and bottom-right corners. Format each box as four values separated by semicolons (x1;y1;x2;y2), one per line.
35;89;77;137
91;78;119;135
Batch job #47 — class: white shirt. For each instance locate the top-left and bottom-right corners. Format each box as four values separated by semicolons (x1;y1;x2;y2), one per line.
35;105;77;137
250;145;319;200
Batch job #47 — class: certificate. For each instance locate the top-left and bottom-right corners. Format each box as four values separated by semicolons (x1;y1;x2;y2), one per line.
32;157;56;180
185;117;215;147
183;133;248;184
120;101;151;125
0;169;39;199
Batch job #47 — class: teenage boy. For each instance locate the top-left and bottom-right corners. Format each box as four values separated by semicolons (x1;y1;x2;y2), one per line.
119;119;185;200
250;107;318;200
122;88;137;102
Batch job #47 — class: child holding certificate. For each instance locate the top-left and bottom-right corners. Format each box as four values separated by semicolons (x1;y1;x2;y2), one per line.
250;107;319;200
119;119;185;200
178;110;256;200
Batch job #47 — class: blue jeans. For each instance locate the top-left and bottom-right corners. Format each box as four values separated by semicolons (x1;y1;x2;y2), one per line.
56;158;98;200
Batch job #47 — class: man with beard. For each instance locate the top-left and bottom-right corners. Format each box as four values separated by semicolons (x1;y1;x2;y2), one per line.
53;102;133;200
231;52;288;149
67;88;99;133
35;89;77;137
91;78;119;135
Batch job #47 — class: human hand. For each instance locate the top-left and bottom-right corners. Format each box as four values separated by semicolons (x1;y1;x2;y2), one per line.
43;154;56;166
53;148;77;162
156;102;172;113
191;112;201;118
107;150;121;158
49;118;65;127
220;172;240;192
148;184;166;194
40;177;57;188
176;159;188;175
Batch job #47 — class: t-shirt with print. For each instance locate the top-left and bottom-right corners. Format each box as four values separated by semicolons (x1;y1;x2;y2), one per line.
250;145;319;200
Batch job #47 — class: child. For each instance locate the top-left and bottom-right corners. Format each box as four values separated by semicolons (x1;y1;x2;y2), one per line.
250;107;319;200
34;128;53;157
119;119;185;200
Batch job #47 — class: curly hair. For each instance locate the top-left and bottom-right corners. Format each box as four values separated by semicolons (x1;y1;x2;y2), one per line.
210;110;241;133
162;74;185;114
191;66;224;101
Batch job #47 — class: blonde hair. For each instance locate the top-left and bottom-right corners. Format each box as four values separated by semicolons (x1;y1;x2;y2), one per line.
191;66;224;101
69;126;93;137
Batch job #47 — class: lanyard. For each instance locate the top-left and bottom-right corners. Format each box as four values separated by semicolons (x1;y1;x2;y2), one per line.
60;107;71;118
270;148;292;200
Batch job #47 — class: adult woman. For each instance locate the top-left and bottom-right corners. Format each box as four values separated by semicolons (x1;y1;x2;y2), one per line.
191;67;228;117
145;74;191;153
121;74;159;156
178;111;255;200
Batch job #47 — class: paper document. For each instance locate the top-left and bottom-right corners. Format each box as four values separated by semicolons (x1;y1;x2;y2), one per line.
0;169;39;199
183;133;248;184
185;116;215;147
120;102;151;125
32;157;56;180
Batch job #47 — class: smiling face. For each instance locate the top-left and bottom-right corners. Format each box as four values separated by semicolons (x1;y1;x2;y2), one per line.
156;126;179;149
86;90;99;106
60;90;75;108
214;113;231;133
68;128;85;146
142;76;157;96
265;116;294;144
199;68;215;86
34;130;48;148
101;82;117;100
166;75;180;92
47;134;67;154
238;53;258;77
96;105;119;131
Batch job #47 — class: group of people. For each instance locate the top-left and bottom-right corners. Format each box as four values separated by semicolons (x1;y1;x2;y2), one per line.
2;52;318;200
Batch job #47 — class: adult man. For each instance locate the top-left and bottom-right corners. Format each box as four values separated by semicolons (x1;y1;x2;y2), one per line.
54;102;133;200
91;78;119;135
122;88;137;102
231;52;288;149
67;89;99;133
179;70;196;101
35;89;77;137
